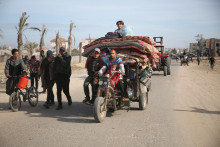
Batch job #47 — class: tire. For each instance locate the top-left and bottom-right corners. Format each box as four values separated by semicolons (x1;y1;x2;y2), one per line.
163;66;167;76
94;97;107;123
28;86;38;107
9;91;21;112
167;63;171;75
139;92;148;110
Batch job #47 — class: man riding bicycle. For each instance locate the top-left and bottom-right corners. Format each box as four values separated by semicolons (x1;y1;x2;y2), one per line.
5;49;27;95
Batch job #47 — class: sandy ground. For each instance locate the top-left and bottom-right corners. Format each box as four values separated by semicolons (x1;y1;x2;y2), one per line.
0;60;219;147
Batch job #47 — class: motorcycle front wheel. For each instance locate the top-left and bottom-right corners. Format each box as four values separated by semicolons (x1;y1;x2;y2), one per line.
94;97;107;123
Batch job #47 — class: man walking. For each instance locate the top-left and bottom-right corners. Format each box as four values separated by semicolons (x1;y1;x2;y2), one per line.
53;47;72;110
43;51;55;108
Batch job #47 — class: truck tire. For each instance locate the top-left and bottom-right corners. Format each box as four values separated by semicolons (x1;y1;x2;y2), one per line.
167;63;171;75
94;97;107;123
163;66;167;76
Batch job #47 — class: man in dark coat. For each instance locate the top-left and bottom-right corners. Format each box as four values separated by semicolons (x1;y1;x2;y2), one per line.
5;49;27;95
83;48;103;105
43;50;55;108
53;47;72;110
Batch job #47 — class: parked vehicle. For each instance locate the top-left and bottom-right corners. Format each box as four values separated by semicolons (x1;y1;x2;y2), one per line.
152;37;171;76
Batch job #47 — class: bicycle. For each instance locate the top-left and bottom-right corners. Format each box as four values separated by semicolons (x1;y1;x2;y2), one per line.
9;74;38;112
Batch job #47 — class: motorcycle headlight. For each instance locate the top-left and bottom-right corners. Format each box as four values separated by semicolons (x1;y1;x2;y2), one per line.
98;81;103;85
103;81;108;85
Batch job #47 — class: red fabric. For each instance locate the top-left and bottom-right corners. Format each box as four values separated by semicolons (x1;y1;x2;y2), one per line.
106;70;120;89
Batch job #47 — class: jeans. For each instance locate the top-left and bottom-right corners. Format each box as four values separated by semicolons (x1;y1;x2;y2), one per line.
83;76;98;101
55;74;72;106
46;80;55;103
30;73;38;90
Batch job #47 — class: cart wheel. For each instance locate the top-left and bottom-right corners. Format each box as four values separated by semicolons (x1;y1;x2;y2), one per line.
139;91;148;110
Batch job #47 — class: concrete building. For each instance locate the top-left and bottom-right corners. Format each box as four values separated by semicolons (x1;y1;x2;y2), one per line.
206;38;220;57
80;38;96;53
50;38;68;51
189;43;199;53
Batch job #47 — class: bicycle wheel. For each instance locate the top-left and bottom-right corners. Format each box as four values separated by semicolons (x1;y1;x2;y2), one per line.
9;91;21;112
28;86;38;107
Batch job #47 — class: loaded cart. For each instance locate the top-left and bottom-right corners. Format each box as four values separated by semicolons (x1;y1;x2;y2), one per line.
82;36;159;123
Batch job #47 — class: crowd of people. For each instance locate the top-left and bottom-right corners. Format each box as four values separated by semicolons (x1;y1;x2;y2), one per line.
4;20;127;109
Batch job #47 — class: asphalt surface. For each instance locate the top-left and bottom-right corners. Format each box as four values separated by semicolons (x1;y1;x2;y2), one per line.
0;61;220;147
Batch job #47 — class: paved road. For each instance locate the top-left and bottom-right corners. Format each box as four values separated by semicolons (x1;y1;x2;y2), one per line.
0;61;220;147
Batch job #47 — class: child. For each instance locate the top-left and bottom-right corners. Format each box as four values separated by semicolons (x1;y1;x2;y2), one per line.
106;63;120;89
27;56;40;90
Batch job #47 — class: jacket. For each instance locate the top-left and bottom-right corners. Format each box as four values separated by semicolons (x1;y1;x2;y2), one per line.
5;56;27;76
53;52;71;78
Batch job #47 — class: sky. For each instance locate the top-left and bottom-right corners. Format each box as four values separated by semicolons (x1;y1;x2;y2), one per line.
0;0;219;49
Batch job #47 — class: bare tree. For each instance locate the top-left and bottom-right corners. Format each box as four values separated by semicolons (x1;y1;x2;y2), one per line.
56;32;62;55
195;34;206;56
40;25;47;59
16;12;40;58
0;29;3;38
68;21;76;55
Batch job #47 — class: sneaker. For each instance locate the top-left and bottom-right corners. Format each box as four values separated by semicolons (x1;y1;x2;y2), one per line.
43;102;50;109
49;102;55;106
68;100;72;106
89;100;94;106
56;105;62;110
82;99;89;103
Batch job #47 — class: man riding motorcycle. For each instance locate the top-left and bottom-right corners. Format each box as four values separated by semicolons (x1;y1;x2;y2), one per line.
98;49;125;97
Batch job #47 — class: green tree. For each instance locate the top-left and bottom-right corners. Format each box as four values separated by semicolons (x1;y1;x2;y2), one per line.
16;12;40;58
39;25;47;59
195;34;206;56
24;42;38;55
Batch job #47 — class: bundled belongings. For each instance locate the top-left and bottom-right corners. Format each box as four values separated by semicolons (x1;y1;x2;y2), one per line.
82;36;159;69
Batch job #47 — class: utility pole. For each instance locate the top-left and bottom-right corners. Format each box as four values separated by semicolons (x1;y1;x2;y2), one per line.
79;42;82;63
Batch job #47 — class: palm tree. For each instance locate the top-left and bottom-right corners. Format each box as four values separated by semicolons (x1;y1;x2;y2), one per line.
56;32;62;55
0;29;3;38
24;42;38;55
16;12;40;58
40;25;47;59
68;21;76;55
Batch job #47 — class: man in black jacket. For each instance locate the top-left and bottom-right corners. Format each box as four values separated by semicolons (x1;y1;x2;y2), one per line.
83;48;103;105
53;47;72;110
5;49;27;95
43;50;55;109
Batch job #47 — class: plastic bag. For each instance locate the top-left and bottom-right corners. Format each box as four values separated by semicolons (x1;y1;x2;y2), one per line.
121;26;133;37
